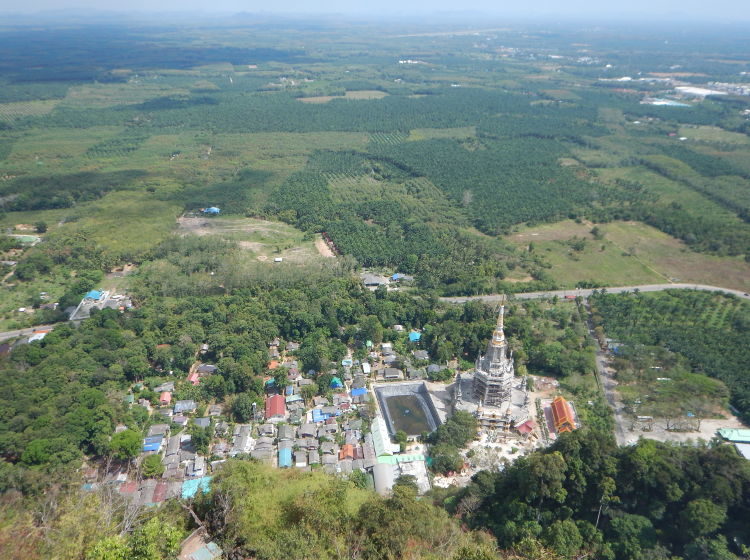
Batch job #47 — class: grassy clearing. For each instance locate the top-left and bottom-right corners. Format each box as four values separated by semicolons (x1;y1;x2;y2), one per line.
0;207;72;230
507;219;750;291
177;216;322;264
3;126;127;171
0;268;73;330
342;90;388;99
297;95;338;104
61;191;182;255
602;221;750;291
677;125;750;145
508;220;667;287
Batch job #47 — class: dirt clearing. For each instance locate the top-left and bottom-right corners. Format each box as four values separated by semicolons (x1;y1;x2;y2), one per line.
315;236;335;257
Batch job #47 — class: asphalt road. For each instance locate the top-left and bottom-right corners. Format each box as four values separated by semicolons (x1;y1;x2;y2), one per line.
0;324;57;343
441;283;750;304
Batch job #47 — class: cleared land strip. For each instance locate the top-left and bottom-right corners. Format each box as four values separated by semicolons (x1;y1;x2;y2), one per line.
441;283;750;304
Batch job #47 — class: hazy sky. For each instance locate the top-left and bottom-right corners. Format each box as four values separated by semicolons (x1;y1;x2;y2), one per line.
0;0;748;22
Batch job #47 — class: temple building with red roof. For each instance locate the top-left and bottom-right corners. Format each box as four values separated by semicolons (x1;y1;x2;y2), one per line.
551;396;576;434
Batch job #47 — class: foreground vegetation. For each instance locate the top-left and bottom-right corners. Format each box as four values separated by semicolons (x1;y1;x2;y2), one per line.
454;430;750;560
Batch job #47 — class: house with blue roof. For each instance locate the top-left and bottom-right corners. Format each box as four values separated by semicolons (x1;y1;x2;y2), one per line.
278;447;292;468
391;273;415;283
409;331;422;343
85;290;104;301
203;207;221;215
330;377;344;389
143;435;163;453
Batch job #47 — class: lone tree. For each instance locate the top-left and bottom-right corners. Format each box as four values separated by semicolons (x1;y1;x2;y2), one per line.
141;454;165;478
109;429;141;461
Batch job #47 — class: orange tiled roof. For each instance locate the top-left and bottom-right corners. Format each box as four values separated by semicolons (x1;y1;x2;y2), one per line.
551;396;576;434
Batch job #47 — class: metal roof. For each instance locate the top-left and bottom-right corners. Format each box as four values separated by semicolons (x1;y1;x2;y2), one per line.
278;447;293;468
718;428;750;443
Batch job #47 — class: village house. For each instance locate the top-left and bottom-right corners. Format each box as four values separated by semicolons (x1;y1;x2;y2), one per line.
308;450;321;465
265;394;287;423
174;400;197;414
278;424;294;441
298;423;317;438
148;424;170;438
294;451;308;468
383;368;403;381
193;417;210;429
258;423;276;437
155;381;175;393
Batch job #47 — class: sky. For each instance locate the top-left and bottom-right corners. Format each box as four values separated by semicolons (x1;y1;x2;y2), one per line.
0;0;748;22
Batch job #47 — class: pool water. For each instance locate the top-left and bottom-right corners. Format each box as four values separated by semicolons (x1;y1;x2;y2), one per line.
385;395;432;435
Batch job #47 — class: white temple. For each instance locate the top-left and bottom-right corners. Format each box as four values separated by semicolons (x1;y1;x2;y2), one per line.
454;301;530;431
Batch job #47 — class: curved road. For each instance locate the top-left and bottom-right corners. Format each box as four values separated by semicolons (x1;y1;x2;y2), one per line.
441;283;750;304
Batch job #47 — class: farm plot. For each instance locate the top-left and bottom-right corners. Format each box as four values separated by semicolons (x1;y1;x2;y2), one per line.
61;82;188;108
0;100;60;122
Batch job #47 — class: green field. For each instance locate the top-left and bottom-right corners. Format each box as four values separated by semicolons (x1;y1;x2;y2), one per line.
507;219;750;291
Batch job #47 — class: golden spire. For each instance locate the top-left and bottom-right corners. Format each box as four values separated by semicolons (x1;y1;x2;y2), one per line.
490;296;506;348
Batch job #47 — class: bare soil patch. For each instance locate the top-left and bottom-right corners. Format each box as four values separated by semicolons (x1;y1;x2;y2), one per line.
315;236;335;258
623;413;747;446
177;216;282;236
508;220;592;244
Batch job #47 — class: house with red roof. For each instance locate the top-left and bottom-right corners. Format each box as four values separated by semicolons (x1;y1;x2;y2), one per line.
265;394;287;423
339;444;355;461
